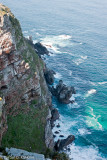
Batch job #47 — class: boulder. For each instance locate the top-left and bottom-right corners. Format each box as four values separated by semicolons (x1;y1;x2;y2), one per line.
34;42;49;57
50;80;76;104
55;131;59;134
44;68;55;85
51;108;60;128
56;123;60;128
59;135;64;138
55;135;75;151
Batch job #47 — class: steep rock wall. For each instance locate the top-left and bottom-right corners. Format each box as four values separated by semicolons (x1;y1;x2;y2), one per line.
0;4;54;153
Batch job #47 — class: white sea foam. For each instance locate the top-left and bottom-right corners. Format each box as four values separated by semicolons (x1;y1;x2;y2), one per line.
33;40;38;44
25;36;29;39
73;55;87;65
90;81;107;86
85;89;96;97
70;95;75;101
42;41;60;53
41;34;72;53
52;115;77;142
98;81;107;85
58;34;72;40
78;128;91;135
23;30;28;34
69;70;72;76
70;93;81;101
66;143;106;160
68;102;80;109
86;116;103;131
35;32;41;36
80;55;87;59
73;55;87;66
86;107;103;130
79;42;83;45
69;93;81;108
67;52;75;56
54;72;62;79
73;58;84;65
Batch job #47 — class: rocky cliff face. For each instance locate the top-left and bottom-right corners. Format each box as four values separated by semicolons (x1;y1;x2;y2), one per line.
0;4;54;152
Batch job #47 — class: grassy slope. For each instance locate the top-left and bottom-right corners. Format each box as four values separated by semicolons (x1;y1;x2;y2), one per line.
2;104;48;153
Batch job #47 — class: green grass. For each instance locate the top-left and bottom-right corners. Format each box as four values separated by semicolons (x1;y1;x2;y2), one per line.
2;104;48;153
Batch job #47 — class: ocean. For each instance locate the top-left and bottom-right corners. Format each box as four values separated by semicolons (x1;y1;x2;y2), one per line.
1;0;107;159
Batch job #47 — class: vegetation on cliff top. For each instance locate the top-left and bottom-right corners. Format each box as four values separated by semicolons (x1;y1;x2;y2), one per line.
0;4;13;16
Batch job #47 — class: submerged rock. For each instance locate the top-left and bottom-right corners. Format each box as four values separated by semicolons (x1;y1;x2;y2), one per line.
50;80;76;104
55;135;75;151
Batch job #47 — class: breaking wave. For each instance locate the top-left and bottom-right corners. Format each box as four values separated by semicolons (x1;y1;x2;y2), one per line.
66;144;106;160
85;89;96;97
86;107;103;130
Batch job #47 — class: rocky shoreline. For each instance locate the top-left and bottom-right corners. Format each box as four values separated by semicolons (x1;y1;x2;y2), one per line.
0;3;75;159
33;40;76;152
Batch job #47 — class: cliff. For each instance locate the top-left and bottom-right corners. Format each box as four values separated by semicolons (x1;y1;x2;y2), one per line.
0;3;54;153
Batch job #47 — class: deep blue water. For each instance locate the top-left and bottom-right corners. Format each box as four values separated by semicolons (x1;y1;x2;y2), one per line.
1;0;107;159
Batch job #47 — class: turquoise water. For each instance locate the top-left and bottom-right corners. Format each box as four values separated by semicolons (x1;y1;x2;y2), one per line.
1;0;107;159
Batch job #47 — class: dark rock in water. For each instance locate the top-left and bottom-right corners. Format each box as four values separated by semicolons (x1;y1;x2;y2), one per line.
50;80;76;104
51;108;60;121
53;135;56;138
70;100;75;104
56;123;60;128
55;135;75;151
49;86;56;96
70;86;76;94
67;147;70;152
34;42;49;57
55;131;59;134
59;135;64;138
51;108;60;128
44;68;55;85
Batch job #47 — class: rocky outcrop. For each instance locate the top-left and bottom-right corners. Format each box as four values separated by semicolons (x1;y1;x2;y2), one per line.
34;42;49;57
0;4;54;152
50;80;76;104
44;68;55;85
55;135;75;151
50;108;60;128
